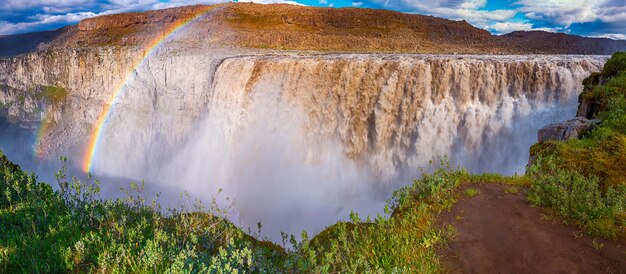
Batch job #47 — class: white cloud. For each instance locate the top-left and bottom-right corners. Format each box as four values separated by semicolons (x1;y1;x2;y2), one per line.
0;11;96;34
590;33;626;40
458;0;486;10
516;0;626;26
0;0;92;11
490;21;533;33
0;0;231;34
366;0;517;28
1;0;625;38
487;21;563;34
237;0;305;5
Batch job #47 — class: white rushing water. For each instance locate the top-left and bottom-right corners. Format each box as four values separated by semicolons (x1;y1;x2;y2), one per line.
0;51;607;240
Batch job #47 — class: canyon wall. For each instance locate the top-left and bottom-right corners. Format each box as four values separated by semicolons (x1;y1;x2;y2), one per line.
0;47;227;164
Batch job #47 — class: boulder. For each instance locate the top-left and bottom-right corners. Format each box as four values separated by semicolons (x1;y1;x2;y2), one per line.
538;117;600;143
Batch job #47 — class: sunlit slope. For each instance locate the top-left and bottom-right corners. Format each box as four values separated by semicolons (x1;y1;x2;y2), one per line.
2;3;626;56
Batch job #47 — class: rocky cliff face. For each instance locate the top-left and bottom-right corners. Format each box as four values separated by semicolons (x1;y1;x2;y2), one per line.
0;46;229;161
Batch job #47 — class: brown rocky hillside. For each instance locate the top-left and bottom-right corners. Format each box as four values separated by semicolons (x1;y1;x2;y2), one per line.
1;3;626;56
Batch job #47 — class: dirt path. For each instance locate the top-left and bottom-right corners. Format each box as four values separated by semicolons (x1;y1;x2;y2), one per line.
438;183;626;273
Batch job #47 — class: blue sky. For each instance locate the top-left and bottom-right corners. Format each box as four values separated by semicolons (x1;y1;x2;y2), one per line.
0;0;624;40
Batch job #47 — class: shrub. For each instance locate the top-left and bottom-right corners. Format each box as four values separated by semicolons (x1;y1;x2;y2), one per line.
294;161;466;273
1;151;473;273
527;157;626;239
602;51;626;78
0;153;284;273
531;54;626;188
464;188;480;198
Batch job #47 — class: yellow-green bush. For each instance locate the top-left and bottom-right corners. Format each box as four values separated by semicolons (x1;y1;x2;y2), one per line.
527;157;626;240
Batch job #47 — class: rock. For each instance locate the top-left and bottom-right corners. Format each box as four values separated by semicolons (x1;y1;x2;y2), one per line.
538;117;600;143
576;72;606;119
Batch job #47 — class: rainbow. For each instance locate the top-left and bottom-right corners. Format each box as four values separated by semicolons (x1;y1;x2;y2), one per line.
82;5;215;173
33;111;52;158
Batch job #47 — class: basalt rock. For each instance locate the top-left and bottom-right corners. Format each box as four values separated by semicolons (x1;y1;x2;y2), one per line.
576;72;607;119
528;117;600;167
537;117;600;143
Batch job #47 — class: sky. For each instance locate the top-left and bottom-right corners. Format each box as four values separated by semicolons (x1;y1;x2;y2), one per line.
0;0;624;39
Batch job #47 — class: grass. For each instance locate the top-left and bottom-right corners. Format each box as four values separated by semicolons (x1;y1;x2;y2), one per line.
465;172;529;185
0;153;285;273
464;188;480;198
602;51;626;78
0;150;472;273
592;239;604;250
526;157;626;240
531;53;626;187
504;186;519;194
296;162;465;273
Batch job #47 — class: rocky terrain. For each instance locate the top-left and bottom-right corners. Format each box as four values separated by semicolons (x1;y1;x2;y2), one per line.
1;3;626;56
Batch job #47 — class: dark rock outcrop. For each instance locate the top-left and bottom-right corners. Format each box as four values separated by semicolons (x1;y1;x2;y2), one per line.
528;117;600;167
577;72;606;119
537;117;600;143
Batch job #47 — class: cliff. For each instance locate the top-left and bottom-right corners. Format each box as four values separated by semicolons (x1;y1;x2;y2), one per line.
0;47;229;160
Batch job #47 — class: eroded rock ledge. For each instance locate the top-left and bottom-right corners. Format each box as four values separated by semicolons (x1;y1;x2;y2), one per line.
537;117;600;143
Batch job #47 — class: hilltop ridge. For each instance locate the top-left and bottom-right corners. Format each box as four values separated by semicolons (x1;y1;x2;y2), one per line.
1;3;626;56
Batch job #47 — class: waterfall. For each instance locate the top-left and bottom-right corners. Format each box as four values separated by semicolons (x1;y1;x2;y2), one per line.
0;51;607;240
153;54;604;239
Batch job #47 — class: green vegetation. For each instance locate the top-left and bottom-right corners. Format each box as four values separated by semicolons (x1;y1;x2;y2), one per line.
602;51;626;78
465;172;528;185
0;152;285;273
527;157;626;239
529;52;626;240
296;163;464;272
0;149;474;272
592;239;604;250
464;188;480;198
38;86;69;105
504;186;519;194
